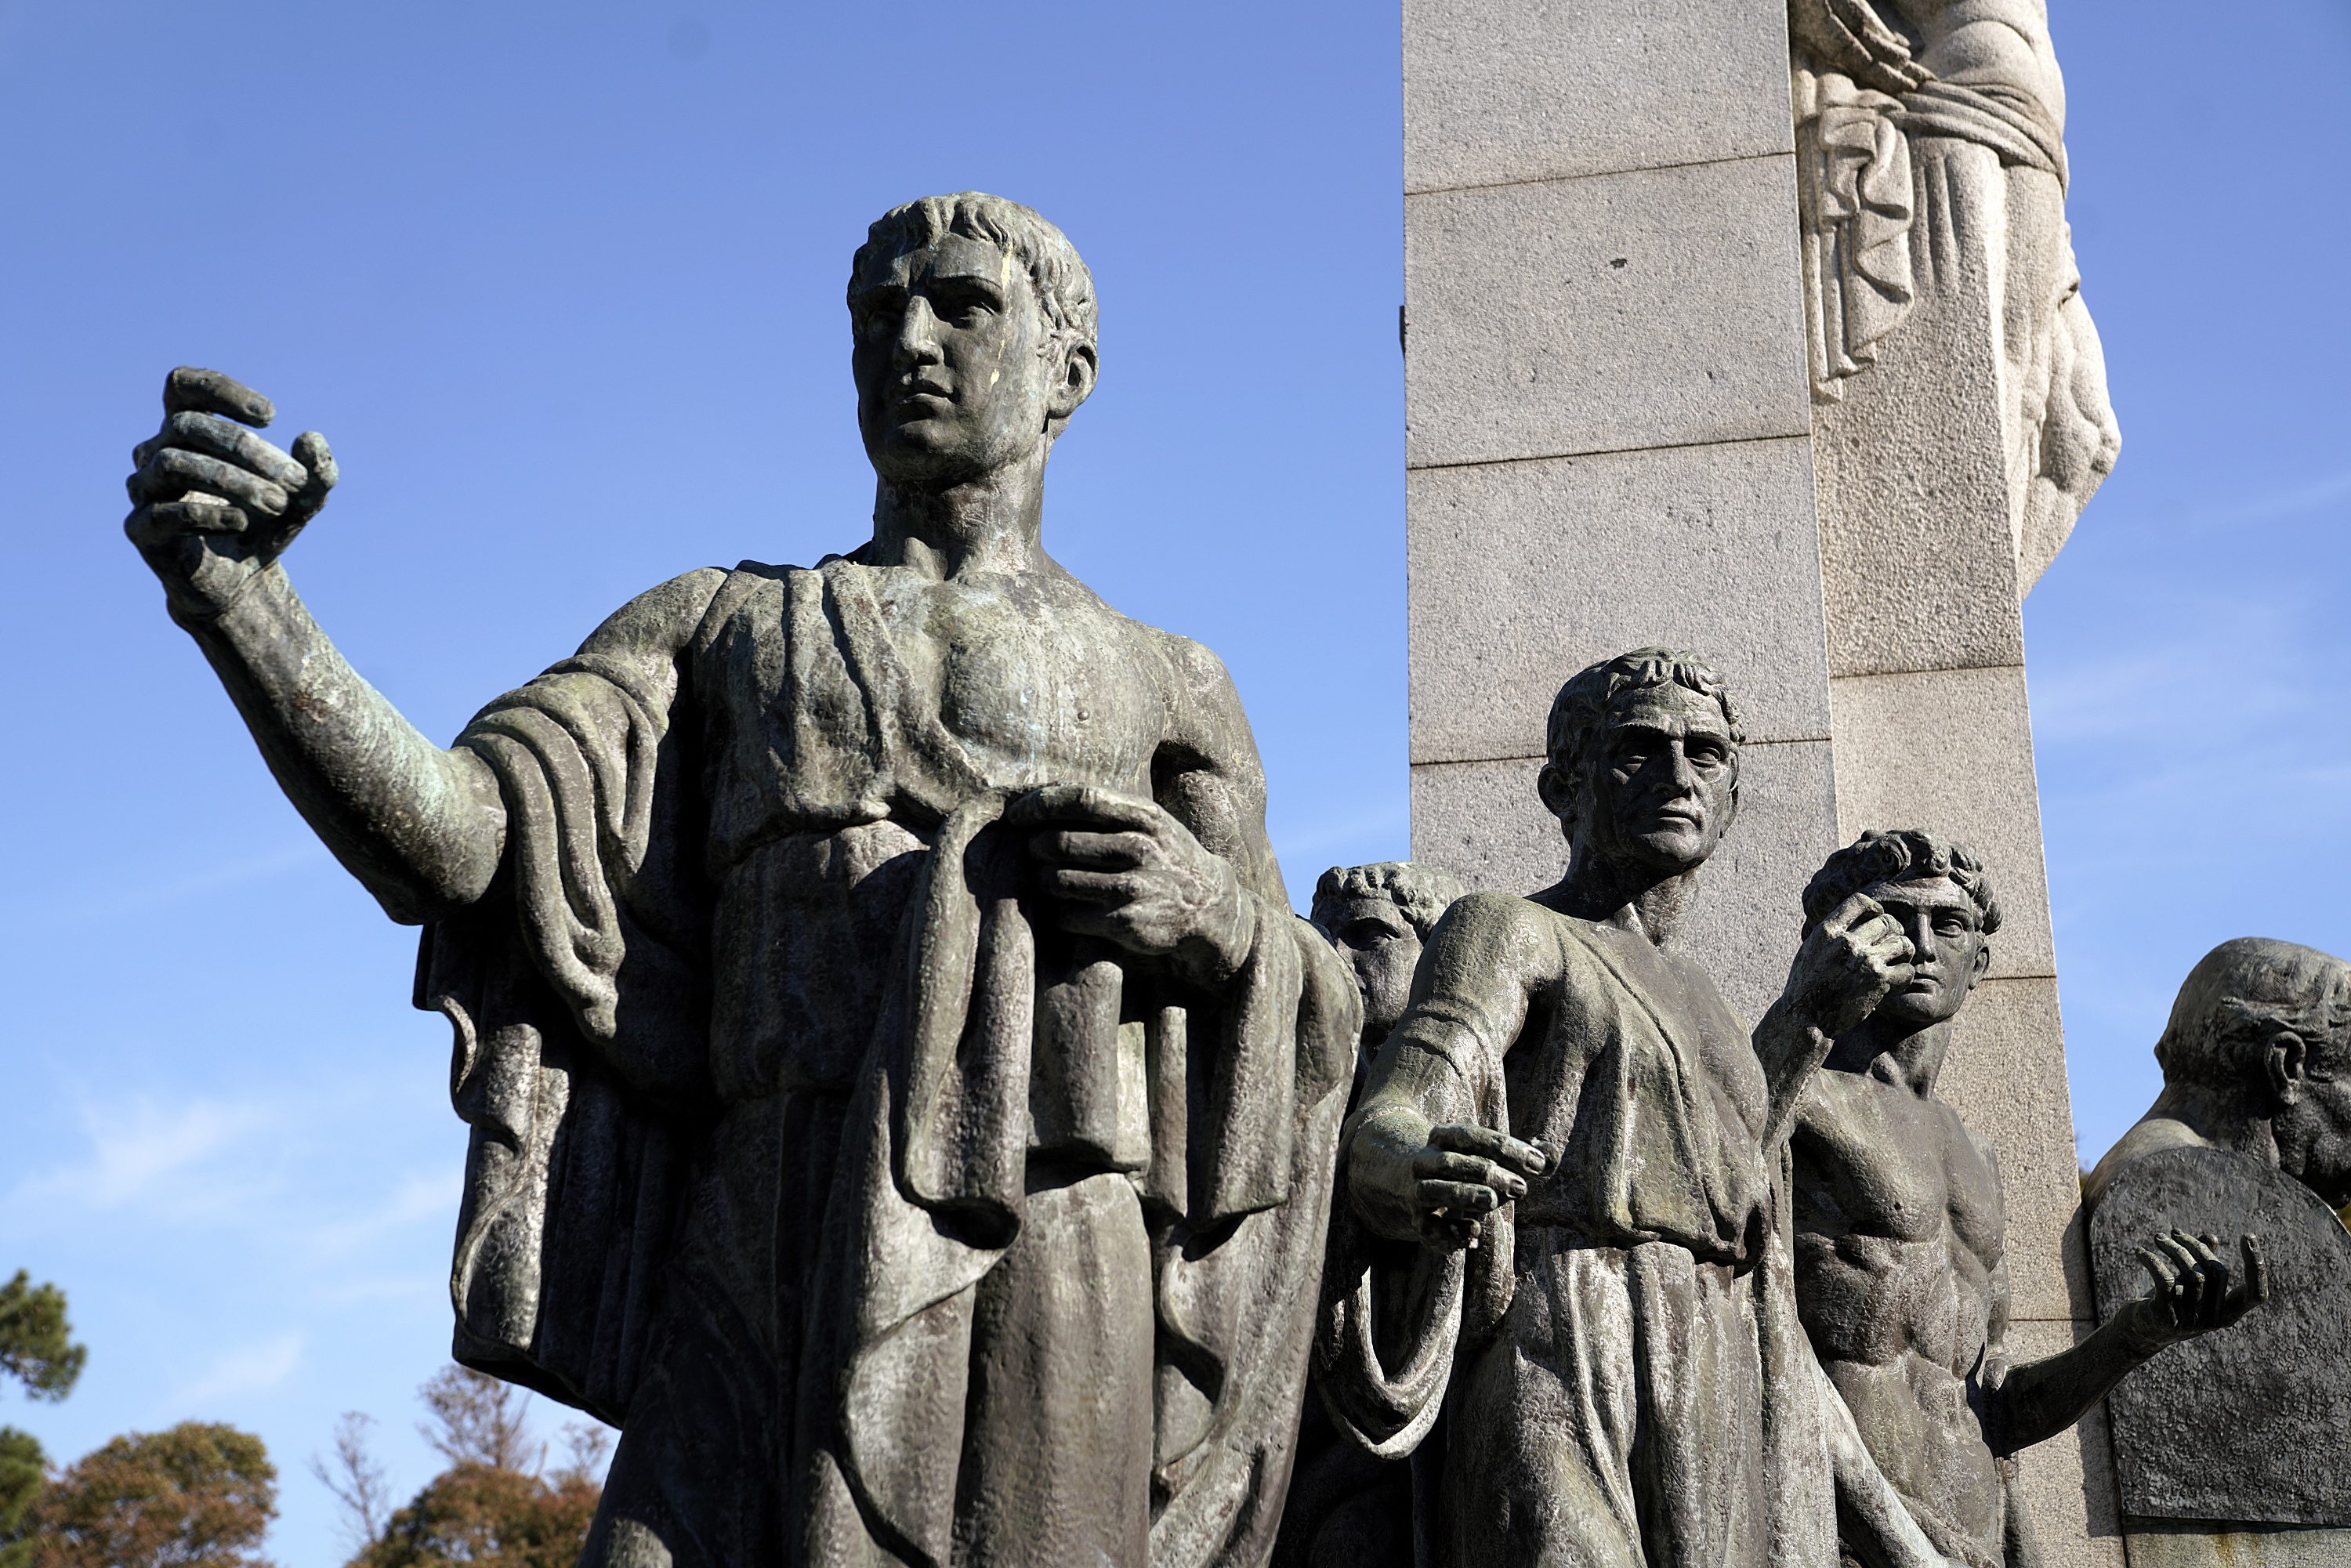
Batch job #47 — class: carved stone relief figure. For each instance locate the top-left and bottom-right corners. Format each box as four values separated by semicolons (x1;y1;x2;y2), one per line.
2083;940;2351;1529
118;193;1359;1568
1313;650;1971;1568
1790;0;2122;591
1786;833;2264;1568
1276;862;1464;1568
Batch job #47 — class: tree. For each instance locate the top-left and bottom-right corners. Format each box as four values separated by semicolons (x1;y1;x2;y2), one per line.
335;1367;611;1568
309;1413;393;1552
416;1367;538;1475
0;1427;44;1568
350;1465;600;1568
0;1269;85;1567
13;1421;276;1568
0;1273;85;1404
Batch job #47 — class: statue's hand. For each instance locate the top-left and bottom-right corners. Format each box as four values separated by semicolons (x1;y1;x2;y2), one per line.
1012;784;1255;976
2123;1230;2269;1353
1347;1110;1549;1253
124;368;337;620
1789;0;1933;93
1780;890;1915;1040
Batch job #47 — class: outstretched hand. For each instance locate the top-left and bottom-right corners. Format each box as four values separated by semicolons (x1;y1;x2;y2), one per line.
124;368;337;618
1349;1113;1551;1253
2125;1229;2268;1352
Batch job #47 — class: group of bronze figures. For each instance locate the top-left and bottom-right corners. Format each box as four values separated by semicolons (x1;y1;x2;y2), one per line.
119;194;2348;1567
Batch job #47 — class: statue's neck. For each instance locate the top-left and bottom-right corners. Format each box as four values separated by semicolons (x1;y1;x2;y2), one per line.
866;444;1052;580
2143;1082;2278;1164
1549;845;1704;948
1831;1017;1953;1095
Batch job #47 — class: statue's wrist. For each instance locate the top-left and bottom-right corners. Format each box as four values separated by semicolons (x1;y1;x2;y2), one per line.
2116;1298;2178;1357
169;557;283;631
1176;867;1255;986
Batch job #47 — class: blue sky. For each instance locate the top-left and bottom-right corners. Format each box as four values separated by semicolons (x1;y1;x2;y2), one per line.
0;2;2342;1562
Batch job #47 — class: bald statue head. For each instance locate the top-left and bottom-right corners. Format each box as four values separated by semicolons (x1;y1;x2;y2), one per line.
2087;937;2351;1211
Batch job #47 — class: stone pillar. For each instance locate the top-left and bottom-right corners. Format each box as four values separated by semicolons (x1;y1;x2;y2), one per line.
1404;0;1840;1025
1810;131;2122;1566
1403;2;2119;1562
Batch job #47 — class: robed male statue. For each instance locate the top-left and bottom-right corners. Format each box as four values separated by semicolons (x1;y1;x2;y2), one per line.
1316;650;1976;1568
120;193;1358;1568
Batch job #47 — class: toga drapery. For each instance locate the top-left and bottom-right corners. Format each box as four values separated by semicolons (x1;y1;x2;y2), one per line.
1315;893;1944;1568
413;556;1358;1566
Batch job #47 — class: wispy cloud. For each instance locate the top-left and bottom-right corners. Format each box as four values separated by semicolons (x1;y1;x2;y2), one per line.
28;841;329;931
172;1334;304;1407
9;1096;280;1216
298;1168;463;1265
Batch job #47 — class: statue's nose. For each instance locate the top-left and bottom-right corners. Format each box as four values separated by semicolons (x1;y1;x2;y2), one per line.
894;295;943;369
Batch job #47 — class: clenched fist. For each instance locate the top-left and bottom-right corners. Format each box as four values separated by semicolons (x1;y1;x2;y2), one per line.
124;368;337;620
1783;889;1917;1039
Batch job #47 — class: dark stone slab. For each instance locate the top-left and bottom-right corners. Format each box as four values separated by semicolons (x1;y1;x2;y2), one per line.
2091;1145;2351;1525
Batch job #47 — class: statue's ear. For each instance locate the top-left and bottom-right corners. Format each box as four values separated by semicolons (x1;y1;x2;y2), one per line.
2266;1030;2309;1107
1046;336;1096;425
1969;939;1992;987
1536;762;1578;832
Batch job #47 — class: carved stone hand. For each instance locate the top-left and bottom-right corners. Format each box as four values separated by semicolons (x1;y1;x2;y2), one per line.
1781;889;1917;1039
2121;1229;2269;1353
123;368;337;621
1347;1107;1550;1253
1012;783;1255;978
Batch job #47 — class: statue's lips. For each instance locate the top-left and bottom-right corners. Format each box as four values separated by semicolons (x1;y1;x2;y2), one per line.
888;389;955;415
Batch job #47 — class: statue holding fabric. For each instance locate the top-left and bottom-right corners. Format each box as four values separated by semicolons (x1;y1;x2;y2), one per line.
119;193;1357;1568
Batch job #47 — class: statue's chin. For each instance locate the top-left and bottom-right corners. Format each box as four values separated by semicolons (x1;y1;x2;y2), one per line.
1614;826;1713;876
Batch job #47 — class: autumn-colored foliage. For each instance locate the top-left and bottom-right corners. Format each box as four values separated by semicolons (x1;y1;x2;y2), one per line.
321;1366;610;1567
13;1421;276;1568
349;1462;600;1568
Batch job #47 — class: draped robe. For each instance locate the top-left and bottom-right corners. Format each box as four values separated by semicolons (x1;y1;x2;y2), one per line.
1316;892;1941;1568
415;555;1358;1567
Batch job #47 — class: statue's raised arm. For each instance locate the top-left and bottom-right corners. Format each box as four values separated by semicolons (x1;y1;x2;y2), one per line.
122;367;505;923
126;194;1363;1568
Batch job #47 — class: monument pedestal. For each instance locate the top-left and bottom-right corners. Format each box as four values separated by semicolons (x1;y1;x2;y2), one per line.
1405;1;2117;1560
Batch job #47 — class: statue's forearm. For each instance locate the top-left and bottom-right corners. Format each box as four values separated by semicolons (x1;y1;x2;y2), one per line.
178;564;505;924
1988;1307;2161;1454
1752;997;1838;1153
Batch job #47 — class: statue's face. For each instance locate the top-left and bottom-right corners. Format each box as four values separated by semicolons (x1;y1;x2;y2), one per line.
849;232;1078;486
2273;998;2351;1209
1858;875;1989;1030
1566;684;1739;875
1318;896;1424;1048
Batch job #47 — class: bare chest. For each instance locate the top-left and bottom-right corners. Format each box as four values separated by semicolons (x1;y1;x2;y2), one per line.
1797;1080;2004;1264
875;574;1167;790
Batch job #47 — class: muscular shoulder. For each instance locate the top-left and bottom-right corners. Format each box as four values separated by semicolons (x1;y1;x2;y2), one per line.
574;567;732;660
1135;623;1265;777
1140;623;1245;720
1421;891;1568;985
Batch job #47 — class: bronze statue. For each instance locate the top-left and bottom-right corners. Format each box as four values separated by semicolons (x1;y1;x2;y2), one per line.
2084;938;2351;1528
1314;650;1961;1568
1787;831;2265;1566
120;193;1358;1568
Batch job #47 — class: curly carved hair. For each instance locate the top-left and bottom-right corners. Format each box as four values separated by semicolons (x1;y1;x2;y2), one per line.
1541;649;1744;827
1310;861;1466;943
1800;828;2003;936
850;192;1099;365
